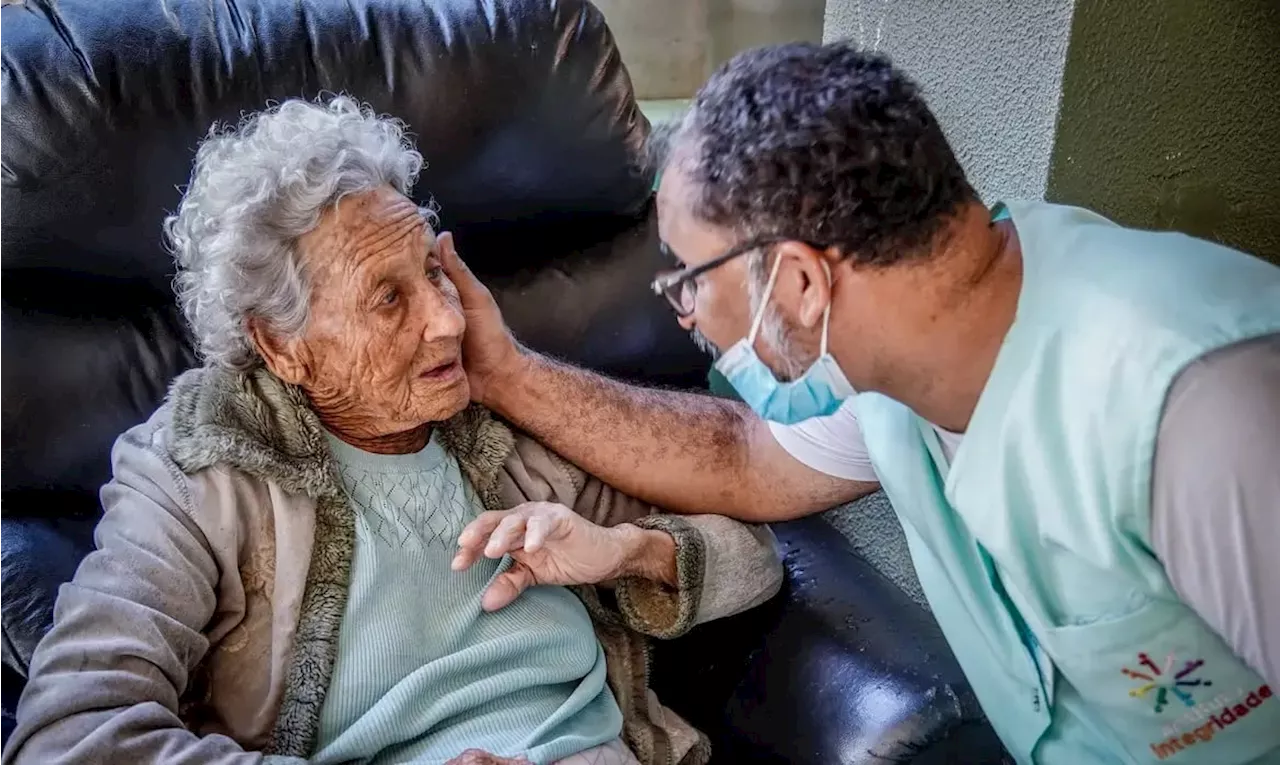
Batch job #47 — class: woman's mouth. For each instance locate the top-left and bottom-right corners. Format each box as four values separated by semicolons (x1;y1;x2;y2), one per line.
420;360;462;381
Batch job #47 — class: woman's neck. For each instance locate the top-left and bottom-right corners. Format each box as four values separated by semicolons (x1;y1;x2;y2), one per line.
327;425;433;455
310;401;433;455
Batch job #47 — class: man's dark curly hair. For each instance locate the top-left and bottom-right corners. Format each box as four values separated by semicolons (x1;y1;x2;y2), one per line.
671;42;976;267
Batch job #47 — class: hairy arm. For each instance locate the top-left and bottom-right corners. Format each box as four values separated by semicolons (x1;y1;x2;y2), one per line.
486;349;876;521
439;230;877;521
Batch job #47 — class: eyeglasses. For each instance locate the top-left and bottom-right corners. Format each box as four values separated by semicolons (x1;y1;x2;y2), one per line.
651;235;799;318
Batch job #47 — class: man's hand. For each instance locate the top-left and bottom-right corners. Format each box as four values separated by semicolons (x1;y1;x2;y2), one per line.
444;749;532;765
453;501;678;611
438;231;525;406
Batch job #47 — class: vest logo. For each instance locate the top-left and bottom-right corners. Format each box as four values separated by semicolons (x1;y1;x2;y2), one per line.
1123;651;1212;712
1147;683;1273;760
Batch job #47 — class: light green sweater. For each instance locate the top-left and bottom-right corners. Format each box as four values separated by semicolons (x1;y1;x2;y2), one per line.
312;432;622;765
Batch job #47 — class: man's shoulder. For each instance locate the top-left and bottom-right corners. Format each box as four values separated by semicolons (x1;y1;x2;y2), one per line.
1149;333;1280;557
1167;332;1280;399
1155;333;1280;484
1014;203;1280;344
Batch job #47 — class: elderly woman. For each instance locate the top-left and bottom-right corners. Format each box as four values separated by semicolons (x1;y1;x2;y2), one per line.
5;96;782;765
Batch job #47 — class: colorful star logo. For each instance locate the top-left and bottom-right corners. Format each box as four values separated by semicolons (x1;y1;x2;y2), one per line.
1122;652;1212;713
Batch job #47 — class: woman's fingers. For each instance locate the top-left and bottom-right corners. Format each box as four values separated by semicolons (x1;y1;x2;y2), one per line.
453;510;509;570
482;563;537;612
524;512;553;553
453;503;573;570
484;512;528;559
458;510;506;547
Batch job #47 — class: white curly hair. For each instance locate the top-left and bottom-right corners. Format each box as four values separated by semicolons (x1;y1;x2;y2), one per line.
164;95;428;370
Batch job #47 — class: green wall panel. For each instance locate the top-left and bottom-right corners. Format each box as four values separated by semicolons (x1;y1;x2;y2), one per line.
1047;0;1280;264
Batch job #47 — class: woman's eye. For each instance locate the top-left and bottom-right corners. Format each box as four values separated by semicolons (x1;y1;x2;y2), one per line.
381;289;399;306
427;265;444;282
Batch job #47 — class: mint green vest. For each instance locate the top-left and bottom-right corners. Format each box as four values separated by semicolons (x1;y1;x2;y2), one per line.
856;202;1280;764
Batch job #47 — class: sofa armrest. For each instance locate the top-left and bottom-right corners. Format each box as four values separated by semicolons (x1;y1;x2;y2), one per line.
651;515;1008;765
2;663;22;746
2;511;101;748
1;512;101;678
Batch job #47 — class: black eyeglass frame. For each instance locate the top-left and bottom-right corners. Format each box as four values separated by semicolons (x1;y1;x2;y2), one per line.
651;235;820;317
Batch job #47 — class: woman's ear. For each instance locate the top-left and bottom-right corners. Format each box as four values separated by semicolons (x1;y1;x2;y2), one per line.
775;242;833;330
248;318;311;385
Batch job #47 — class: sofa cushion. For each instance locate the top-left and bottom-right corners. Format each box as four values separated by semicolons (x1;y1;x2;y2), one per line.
1;0;709;518
1;515;100;674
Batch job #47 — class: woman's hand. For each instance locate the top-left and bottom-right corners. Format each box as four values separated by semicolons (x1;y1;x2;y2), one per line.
453;501;677;611
445;749;532;765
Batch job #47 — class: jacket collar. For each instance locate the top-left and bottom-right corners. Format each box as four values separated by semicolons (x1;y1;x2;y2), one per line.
164;365;515;505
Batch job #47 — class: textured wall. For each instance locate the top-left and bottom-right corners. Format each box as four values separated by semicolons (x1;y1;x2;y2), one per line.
823;0;1075;202
707;0;825;77
593;0;711;99
1047;0;1280;264
596;0;824;100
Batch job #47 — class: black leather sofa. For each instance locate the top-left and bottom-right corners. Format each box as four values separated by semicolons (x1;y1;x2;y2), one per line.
0;1;1007;762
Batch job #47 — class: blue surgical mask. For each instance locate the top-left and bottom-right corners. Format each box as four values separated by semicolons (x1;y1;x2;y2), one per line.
714;255;855;424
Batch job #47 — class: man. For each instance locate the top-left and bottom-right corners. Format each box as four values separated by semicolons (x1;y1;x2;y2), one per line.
440;43;1280;764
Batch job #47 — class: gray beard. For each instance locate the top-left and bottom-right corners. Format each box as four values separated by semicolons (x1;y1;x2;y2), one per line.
691;317;808;382
746;264;810;381
690;329;721;360
757;310;809;381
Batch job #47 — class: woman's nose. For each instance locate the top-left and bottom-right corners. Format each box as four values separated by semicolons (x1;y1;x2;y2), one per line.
420;286;466;341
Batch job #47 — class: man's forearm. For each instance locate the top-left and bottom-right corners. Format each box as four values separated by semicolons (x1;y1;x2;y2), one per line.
486;349;756;515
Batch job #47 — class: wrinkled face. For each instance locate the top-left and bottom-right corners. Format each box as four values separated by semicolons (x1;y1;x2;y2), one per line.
656;162;821;380
258;186;469;439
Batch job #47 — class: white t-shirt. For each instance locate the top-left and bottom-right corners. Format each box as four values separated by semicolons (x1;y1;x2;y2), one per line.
767;399;962;481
